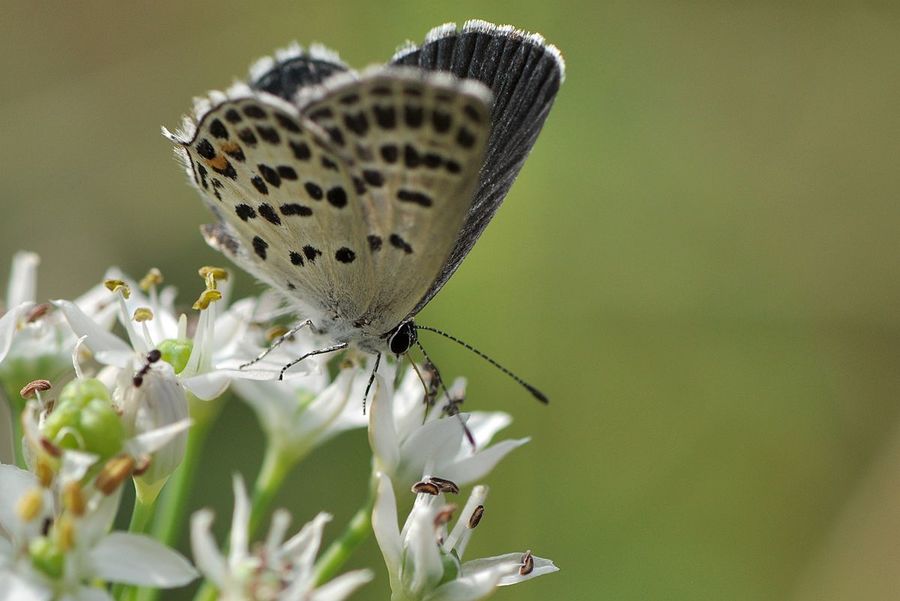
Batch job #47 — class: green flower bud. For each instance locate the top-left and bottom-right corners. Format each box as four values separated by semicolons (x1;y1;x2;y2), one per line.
42;379;124;459
29;536;64;579
58;378;110;408
158;338;193;374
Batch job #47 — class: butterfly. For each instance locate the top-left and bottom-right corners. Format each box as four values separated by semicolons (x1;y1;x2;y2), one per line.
165;20;564;399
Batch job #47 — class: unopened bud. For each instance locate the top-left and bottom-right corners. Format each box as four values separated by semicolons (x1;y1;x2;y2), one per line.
104;279;131;298
95;455;135;495
20;379;51;400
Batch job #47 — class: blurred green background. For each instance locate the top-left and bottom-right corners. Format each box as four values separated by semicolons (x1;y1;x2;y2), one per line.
2;1;900;599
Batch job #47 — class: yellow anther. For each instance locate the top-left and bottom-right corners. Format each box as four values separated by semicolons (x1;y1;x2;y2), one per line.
266;325;290;342
16;488;43;522
95;455;135;496
198;266;228;290
104;279;131;299
192;288;222;311
63;481;86;516
20;379;51;399
133;307;154;322
57;516;75;551
139;268;163;291
35;458;54;488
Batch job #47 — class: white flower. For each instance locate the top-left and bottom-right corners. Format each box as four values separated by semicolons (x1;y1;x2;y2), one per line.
0;463;197;601
0;252;116;393
369;366;529;490
372;473;557;601
229;350;371;463
191;475;372;601
53;269;311;402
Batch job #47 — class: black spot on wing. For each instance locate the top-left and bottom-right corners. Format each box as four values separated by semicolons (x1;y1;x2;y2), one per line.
258;203;281;225
335;247;356;263
252;236;268;259
389;234;413;254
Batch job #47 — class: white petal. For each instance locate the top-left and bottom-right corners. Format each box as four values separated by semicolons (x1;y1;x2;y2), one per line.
190;509;227;586
180;372;230;401
0;570;52;601
495;555;558;585
53;300;131;356
228;475;251;566
71;585;114;601
463;412;512;450
281;512;331;575
438;438;530;487
398;418;465;485
0;303;29;363
426;563;512;601
59;450;100;484
461;553;558;586
0;464;44;541
371;473;402;575
392;367;427;438
7;251;40;308
405;502;444;595
90;532;197;586
126;419;193;455
444;486;488;555
307;569;373;601
368;377;400;473
264;509;292;557
79;491;121;547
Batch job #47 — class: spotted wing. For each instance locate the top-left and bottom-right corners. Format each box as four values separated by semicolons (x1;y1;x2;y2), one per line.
391;20;565;314
167;86;376;324
297;67;493;336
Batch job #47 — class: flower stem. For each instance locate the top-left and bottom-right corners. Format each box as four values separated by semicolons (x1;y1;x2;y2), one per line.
313;473;377;585
1;383;25;468
249;442;295;538
137;394;223;601
112;496;158;600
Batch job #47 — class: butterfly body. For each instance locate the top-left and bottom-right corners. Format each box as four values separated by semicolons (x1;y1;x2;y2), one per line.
168;20;564;369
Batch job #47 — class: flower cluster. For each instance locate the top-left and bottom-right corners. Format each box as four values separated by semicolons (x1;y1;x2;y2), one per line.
0;253;557;600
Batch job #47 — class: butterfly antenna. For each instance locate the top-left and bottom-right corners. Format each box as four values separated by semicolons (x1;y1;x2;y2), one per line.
414;325;549;404
413;340;476;449
361;351;381;415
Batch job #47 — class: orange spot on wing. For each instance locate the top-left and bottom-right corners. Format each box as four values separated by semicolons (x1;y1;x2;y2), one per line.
206;155;228;170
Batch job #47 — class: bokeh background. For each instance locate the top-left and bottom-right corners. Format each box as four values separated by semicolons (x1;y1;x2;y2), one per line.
2;1;900;599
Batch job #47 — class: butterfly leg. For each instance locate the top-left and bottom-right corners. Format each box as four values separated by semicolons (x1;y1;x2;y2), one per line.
279;342;348;380
241;319;314;369
362;352;381;415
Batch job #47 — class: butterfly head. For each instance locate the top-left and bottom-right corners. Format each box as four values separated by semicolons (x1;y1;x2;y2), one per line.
387;320;417;357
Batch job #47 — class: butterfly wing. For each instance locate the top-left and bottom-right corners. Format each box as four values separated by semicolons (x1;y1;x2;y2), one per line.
167;86;376;325
169;69;492;342
297;67;493;336
391;20;565;315
249;43;352;100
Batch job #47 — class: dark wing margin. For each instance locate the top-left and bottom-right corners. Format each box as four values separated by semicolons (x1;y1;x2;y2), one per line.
391;20;565;315
249;43;353;101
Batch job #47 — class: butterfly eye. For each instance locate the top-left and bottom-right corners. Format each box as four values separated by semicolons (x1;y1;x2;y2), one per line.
388;321;417;355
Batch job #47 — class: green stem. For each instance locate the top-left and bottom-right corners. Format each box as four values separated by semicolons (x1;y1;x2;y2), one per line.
136;395;223;601
113;493;159;599
249;442;295;538
313;474;378;585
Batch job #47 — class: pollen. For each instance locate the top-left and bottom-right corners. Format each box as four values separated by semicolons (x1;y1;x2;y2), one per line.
17;488;44;522
133;307;154;322
35;458;54;488
63;481;86;516
104;279;131;299
96;454;135;495
57;515;76;551
139;267;164;291
193;288;222;310
198;266;228;289
20;379;51;399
